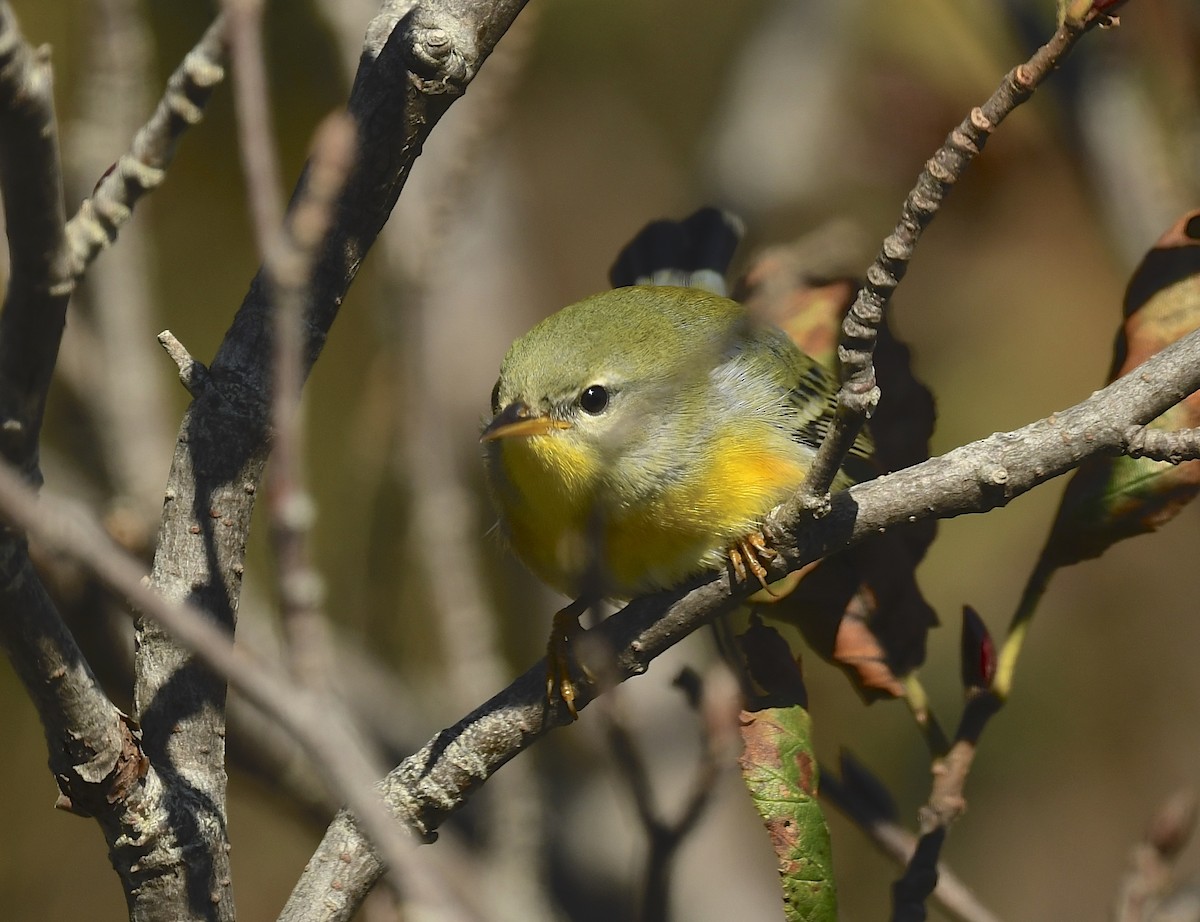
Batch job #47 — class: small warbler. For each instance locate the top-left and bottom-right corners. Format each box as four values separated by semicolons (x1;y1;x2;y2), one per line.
481;211;872;712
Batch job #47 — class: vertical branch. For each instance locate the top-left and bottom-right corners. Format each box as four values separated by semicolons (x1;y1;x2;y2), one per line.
259;112;475;918
222;0;284;257
224;0;331;691
0;2;74;481
0;8;195;922
0;2;119;780
264;118;348;691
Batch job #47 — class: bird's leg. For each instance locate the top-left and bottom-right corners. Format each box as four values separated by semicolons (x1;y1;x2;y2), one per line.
547;596;590;719
728;530;805;602
730;531;779;594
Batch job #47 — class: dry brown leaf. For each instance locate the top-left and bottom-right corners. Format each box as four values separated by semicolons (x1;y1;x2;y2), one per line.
1039;208;1200;571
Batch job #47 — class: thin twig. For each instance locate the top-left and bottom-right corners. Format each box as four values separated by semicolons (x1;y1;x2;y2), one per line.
804;15;1137;905
820;763;1003;922
603;665;740;922
65;14;227;277
798;1;1125;505
157;329;211;396
263;110;354;691
222;0;283;259
60;0;172;530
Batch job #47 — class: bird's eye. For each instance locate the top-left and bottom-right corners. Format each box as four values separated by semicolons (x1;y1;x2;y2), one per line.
579;384;609;415
490;379;501;414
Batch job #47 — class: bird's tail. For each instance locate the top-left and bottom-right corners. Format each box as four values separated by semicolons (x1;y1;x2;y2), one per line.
608;206;744;296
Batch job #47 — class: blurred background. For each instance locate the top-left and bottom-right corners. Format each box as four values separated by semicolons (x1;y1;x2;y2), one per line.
2;0;1200;919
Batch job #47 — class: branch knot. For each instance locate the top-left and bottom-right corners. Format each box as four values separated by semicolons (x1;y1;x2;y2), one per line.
401;8;478;93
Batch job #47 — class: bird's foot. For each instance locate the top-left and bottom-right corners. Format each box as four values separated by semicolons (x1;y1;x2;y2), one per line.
730;530;804;602
729;531;780;594
546;599;589;719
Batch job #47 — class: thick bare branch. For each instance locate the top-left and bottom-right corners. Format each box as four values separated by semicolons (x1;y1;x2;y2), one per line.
1;12;228;922
0;0;124;811
0;11;207;921
1125;425;1200;463
0;544;135;814
0;454;477;922
0;2;74;481
135;1;532;917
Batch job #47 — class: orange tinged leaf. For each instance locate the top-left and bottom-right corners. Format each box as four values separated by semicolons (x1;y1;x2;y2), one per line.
1040;209;1200;571
736;243;938;700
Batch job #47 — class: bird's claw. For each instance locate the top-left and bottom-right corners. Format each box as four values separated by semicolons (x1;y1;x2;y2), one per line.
546;603;587;719
729;531;782;598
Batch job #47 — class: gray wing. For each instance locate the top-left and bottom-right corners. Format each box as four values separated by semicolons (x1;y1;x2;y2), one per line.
751;324;876;486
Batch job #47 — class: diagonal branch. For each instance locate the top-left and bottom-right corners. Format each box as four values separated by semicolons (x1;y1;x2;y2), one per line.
0;0;118;790
799;0;1126;502
0;9;193;920
64;15;227;279
279;310;1200;921
134;1;533;918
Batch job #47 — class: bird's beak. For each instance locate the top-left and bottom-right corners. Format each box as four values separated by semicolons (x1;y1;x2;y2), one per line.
480;402;571;442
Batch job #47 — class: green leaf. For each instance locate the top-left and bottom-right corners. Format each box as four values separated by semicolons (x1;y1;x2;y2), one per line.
740;704;838;922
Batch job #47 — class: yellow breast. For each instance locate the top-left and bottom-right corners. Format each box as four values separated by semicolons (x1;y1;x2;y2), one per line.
490;433;597;596
603;421;809;593
490;421;809;598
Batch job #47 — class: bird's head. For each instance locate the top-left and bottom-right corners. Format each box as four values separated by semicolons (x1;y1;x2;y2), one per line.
482;286;740;469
